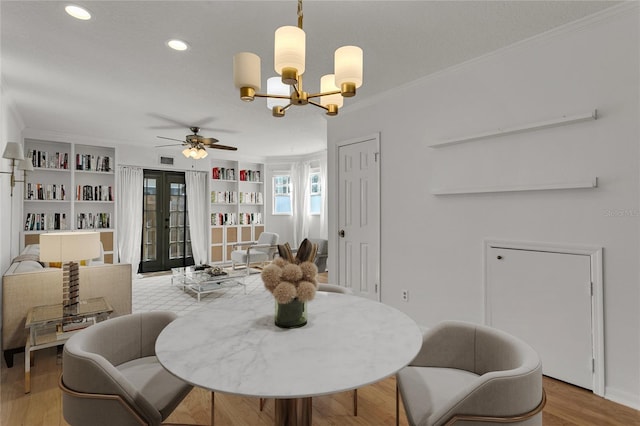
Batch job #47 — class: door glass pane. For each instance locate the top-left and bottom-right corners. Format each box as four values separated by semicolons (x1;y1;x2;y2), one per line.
143;177;158;262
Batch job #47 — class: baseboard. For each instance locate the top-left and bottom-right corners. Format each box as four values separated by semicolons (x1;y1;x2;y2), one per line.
605;387;640;410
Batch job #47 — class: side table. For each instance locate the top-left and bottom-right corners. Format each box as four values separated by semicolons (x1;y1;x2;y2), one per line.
24;297;113;393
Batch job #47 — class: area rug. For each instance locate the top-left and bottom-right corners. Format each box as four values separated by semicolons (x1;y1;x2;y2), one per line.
132;269;266;316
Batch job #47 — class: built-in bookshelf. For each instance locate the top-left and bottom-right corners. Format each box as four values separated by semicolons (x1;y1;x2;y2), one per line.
210;160;265;264
22;139;116;263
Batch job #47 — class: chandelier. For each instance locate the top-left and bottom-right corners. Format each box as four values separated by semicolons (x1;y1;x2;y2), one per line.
233;0;363;117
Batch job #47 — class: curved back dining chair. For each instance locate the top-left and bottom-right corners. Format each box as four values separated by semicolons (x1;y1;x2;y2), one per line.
396;320;545;426
60;311;194;426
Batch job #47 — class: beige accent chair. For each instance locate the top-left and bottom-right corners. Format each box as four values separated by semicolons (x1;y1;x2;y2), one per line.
60;311;194;426
230;232;279;270
396;321;545;426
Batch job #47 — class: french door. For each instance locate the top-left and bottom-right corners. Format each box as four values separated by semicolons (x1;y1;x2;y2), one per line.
140;170;193;273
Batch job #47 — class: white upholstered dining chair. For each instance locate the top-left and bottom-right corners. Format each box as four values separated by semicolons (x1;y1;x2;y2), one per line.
60;311;195;426
396;320;545;426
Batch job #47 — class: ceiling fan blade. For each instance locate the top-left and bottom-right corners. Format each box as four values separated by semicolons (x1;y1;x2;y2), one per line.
209;144;238;151
157;136;186;143
156;143;186;148
148;113;191;129
201;137;220;145
197;127;237;134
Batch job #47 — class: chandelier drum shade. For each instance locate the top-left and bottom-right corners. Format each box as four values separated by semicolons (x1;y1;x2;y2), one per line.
233;0;363;117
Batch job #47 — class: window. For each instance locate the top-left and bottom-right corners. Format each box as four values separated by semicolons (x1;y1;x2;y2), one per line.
309;171;322;215
273;174;292;215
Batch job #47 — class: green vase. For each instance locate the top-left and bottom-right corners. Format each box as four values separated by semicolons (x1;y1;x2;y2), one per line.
275;298;307;328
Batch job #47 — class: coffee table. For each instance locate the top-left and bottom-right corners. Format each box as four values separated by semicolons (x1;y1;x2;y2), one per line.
171;266;247;301
155;290;422;425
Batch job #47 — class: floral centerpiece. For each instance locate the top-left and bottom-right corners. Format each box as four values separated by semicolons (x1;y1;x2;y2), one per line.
261;240;318;328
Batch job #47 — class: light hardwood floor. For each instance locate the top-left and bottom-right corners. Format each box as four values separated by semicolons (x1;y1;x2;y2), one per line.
2;346;639;425
3;272;639;425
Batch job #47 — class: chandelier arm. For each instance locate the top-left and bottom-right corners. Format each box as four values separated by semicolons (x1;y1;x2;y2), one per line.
283;104;294;111
307;90;341;99
298;0;303;29
308;101;329;111
253;93;292;100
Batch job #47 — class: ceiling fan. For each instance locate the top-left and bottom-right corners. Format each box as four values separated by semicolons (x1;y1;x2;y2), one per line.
157;127;237;159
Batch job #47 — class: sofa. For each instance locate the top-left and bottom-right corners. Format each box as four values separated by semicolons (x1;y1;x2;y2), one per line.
2;244;132;367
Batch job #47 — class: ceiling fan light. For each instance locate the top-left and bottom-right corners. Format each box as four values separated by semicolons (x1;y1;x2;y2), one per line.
335;45;363;91
197;149;208;159
267;77;290;109
167;39;189;51
274;26;305;79
65;5;91;20
320;74;343;108
182;147;192;158
233;52;261;93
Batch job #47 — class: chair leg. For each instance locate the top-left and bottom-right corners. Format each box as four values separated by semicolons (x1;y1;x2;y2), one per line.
396;382;399;426
260;397;266;411
353;389;358;416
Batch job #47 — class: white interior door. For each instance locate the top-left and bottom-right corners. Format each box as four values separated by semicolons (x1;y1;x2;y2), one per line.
337;136;380;301
486;247;594;389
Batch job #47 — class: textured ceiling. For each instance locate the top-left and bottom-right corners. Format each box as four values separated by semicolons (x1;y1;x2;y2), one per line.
1;1;617;158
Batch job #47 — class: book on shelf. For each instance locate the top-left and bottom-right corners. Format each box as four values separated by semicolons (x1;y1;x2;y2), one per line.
76;154;113;172
77;212;111;229
77;185;113;201
239;169;261;182
211;167;235;181
210;191;237;204
28;149;69;169
24;212;67;231
210;212;237;226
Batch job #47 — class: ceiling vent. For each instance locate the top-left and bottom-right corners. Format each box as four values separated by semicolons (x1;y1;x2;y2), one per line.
159;156;174;166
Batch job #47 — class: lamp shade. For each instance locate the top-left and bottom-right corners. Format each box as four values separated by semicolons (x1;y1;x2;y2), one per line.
2;142;24;161
233;52;261;90
40;232;100;262
335;45;363;88
18;158;33;171
320;74;343;108
274;26;305;76
267;77;290;109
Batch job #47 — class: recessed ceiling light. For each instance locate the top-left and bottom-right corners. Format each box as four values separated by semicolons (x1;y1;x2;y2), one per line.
65;5;91;20
167;39;189;51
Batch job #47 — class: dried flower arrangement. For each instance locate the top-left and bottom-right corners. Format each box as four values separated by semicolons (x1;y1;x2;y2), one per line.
261;239;319;304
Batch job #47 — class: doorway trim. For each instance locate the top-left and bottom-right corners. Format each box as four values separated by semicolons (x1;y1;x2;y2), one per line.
484;239;604;396
334;133;381;300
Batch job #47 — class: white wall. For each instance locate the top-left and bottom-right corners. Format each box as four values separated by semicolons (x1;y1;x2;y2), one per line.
328;5;639;407
1;87;26;274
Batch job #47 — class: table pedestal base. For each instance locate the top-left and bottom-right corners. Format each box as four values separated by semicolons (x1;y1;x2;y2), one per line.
275;397;312;426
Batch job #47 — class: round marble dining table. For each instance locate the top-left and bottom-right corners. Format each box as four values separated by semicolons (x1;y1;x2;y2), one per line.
155;290;422;426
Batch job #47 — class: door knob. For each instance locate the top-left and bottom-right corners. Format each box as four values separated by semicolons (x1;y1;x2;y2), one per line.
338;229;345;238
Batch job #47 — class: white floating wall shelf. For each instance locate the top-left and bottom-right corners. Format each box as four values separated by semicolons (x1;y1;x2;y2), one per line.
431;177;598;195
429;109;598;148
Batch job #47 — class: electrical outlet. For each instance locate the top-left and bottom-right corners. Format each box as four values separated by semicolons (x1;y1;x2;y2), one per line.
401;289;409;302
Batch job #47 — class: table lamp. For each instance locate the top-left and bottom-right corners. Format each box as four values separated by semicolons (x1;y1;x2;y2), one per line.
39;232;101;315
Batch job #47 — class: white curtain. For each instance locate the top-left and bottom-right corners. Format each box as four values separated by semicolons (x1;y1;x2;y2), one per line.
318;155;328;239
185;171;208;265
116;166;143;273
291;161;311;246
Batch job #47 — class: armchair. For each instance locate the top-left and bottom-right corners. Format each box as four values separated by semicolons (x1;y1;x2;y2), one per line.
60;311;194;426
230;232;279;270
396;320;545;426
